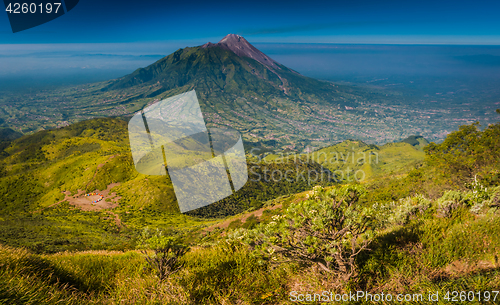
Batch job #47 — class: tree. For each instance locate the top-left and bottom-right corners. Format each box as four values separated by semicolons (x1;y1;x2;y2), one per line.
425;121;500;188
231;185;373;283
137;228;189;282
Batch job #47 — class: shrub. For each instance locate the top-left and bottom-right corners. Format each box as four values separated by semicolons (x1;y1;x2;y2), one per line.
227;219;243;230
490;186;500;207
388;194;431;225
230;185;373;283
436;190;466;217
242;214;260;229
465;175;493;214
137;227;189;282
425;121;500;188
435;177;500;216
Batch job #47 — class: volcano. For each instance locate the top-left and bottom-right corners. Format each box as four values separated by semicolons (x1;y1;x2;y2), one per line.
104;33;337;98
101;34;363;151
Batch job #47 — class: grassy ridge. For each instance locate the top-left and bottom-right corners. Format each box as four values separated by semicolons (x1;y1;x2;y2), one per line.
263;138;426;182
0;117;336;252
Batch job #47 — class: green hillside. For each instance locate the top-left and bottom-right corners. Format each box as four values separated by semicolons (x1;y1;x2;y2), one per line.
0;117;335;253
1;118;500;304
0;113;479;257
263;138;426;182
402;135;430;151
0;118;183;253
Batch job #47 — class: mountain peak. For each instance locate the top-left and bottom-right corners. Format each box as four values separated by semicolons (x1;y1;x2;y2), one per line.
202;34;280;69
218;33;244;44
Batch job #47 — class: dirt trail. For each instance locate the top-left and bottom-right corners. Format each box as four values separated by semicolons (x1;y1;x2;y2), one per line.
105;211;124;228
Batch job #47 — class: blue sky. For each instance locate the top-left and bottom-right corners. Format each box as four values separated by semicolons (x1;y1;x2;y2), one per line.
1;0;500;45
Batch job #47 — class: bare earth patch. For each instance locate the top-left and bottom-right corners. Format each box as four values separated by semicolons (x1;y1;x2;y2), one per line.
443;259;497;277
62;182;120;211
61;183;124;227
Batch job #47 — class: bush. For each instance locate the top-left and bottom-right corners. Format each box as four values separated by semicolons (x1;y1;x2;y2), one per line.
436;179;499;216
490;186;500;207
436;190;466;218
425;120;500;188
388;194;431;226
230;185;373;283
465;175;493;214
137;227;189;282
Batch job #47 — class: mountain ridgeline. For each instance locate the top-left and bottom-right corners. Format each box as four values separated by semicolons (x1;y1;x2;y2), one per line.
0;114;432;252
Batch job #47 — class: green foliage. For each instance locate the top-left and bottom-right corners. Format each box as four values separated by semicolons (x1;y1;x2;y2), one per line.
264;139;426;183
419;213;500;268
179;242;290;304
242;214;260;229
186;160;335;218
227;219;243;230
436;182;499;217
230;185;372;282
137;227;189;282
464;176;491;214
425;122;500;188
0;202;134;254
361;120;500;209
436;190;467;218
374;194;431;226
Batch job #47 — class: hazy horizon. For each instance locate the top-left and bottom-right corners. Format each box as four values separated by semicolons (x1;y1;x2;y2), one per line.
1;42;500;92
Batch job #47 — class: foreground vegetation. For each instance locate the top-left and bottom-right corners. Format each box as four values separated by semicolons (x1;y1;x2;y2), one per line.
1;113;500;304
1;184;499;304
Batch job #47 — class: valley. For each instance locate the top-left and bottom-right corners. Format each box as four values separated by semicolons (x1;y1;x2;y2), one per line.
0;34;499;304
1;35;497;153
